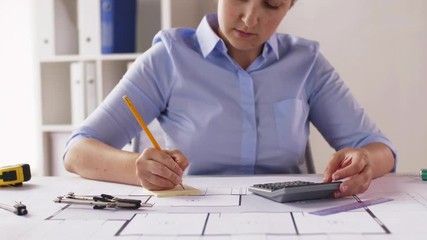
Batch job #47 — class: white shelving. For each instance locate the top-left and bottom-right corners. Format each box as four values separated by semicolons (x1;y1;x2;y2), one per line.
35;0;216;175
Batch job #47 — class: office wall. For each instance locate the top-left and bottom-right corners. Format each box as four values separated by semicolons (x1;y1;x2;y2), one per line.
0;0;38;169
279;0;427;173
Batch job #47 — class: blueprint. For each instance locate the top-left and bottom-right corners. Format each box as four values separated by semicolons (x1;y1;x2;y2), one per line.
2;174;427;240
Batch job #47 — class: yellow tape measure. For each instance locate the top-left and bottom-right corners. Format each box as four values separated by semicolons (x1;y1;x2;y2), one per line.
0;164;31;186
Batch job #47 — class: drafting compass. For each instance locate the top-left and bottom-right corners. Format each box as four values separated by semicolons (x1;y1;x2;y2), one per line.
54;192;152;209
0;201;28;216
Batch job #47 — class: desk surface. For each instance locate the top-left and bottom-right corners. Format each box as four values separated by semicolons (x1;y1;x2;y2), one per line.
1;174;426;240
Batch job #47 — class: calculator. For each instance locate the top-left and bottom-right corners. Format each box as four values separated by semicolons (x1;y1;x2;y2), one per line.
248;181;342;203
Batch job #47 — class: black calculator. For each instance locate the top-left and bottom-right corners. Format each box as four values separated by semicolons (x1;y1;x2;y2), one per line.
248;181;342;203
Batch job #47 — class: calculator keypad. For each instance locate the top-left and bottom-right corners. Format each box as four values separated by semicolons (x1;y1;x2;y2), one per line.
248;180;342;203
253;181;315;191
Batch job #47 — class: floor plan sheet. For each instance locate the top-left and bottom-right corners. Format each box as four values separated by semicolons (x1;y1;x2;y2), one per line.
1;174;427;240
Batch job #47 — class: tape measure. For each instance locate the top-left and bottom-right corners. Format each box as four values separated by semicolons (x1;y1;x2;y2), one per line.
0;164;31;186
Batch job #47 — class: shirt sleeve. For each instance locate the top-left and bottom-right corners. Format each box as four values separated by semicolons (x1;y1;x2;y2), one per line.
307;53;397;162
64;40;174;153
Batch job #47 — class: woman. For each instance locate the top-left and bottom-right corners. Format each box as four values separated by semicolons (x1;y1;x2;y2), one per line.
64;0;396;198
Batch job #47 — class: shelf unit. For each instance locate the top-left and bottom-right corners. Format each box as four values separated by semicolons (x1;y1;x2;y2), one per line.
35;0;216;176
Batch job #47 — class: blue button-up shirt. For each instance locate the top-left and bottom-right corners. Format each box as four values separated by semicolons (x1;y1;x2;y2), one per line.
66;14;396;175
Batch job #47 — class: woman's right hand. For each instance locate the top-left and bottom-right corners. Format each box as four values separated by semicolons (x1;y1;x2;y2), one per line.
135;148;189;190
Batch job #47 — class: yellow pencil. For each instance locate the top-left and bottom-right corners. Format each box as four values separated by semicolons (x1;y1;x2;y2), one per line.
122;95;185;190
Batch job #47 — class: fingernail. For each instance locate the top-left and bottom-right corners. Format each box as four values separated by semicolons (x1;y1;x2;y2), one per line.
341;184;348;192
334;192;341;198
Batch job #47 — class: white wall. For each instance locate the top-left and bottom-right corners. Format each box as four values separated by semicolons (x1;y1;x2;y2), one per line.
0;1;38;171
280;0;427;173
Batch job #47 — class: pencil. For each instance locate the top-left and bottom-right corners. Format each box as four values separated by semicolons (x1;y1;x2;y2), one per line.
122;95;185;190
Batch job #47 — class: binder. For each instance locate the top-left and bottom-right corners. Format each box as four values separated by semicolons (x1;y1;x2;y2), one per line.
37;0;55;57
37;0;79;57
70;62;98;127
70;62;86;127
101;0;137;54
78;0;101;55
84;62;98;116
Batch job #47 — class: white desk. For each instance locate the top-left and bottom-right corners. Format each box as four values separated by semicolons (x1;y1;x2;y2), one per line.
1;174;426;239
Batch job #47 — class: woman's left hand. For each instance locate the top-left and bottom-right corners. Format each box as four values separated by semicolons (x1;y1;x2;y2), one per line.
322;147;374;198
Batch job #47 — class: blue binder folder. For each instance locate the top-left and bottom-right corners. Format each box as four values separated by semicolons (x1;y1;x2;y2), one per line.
101;0;137;54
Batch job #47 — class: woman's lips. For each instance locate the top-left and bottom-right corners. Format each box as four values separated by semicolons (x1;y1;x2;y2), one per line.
235;29;256;38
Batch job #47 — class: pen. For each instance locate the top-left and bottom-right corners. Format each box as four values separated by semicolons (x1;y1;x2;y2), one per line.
122;95;185;190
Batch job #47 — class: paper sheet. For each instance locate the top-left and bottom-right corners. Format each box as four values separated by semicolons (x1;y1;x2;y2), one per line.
121;213;208;236
142;184;202;197
3;175;427;239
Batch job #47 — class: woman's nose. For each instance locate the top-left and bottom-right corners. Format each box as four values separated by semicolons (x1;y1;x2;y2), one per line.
241;5;259;27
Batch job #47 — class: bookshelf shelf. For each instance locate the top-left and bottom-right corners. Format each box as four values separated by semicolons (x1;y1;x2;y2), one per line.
35;0;216;176
39;53;143;63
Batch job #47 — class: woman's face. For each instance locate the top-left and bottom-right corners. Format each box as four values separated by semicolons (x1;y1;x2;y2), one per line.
217;0;292;55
